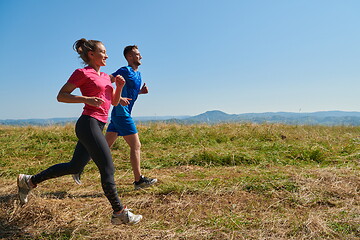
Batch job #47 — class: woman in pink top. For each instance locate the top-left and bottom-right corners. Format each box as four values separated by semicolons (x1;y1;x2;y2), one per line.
17;38;142;225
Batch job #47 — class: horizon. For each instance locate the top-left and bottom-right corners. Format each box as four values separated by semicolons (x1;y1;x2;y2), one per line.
2;109;360;121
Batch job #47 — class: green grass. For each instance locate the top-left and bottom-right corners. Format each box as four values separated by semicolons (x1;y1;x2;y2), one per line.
2;123;359;174
0;123;359;239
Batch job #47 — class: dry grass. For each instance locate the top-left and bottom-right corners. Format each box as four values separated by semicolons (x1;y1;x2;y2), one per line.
0;123;359;239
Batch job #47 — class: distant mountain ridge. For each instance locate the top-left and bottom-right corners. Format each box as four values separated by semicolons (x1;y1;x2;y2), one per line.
2;110;360;126
180;110;360;125
0;118;78;126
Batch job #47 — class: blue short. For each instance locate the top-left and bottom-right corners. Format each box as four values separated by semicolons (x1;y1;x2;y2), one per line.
107;115;138;136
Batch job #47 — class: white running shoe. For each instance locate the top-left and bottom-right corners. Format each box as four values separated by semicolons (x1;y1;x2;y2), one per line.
17;174;34;204
111;207;143;225
72;173;82;185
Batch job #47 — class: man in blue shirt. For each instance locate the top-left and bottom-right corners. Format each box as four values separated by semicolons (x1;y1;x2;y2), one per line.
107;45;157;189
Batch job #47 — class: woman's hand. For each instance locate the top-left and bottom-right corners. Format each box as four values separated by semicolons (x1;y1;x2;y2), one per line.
58;82;103;106
85;97;105;107
114;75;125;88
57;82;105;107
111;75;128;106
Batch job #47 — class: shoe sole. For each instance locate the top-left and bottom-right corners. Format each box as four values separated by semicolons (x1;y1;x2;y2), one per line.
111;215;143;225
72;174;82;185
129;215;143;225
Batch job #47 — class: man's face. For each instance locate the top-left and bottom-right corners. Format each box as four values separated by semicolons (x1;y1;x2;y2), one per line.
129;48;142;66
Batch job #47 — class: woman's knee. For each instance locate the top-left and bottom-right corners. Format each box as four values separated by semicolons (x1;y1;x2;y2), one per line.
66;162;86;174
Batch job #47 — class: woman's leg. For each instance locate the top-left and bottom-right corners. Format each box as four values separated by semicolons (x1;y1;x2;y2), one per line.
31;141;90;184
75;116;123;212
31;117;92;185
18;115;140;223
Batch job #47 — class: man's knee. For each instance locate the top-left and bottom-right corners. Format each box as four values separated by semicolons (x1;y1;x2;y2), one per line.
131;141;141;151
124;134;141;150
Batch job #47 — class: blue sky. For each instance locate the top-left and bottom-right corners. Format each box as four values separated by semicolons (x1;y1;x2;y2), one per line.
1;0;360;119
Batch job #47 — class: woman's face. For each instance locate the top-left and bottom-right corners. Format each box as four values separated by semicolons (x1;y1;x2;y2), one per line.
89;43;108;66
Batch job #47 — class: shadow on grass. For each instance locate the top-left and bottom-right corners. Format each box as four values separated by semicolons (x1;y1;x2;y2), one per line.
1;219;75;240
0;193;77;240
0;193;18;203
0;194;30;239
0;220;32;240
41;191;104;199
0;191;104;202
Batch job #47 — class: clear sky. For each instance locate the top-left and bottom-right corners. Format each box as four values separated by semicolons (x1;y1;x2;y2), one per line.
1;0;359;119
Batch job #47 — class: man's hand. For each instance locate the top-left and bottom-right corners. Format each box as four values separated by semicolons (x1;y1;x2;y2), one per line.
119;97;132;106
139;83;148;94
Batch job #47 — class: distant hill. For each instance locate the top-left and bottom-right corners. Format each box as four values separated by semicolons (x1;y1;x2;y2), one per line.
179;110;360;125
0;118;78;126
2;110;360;126
0;116;189;126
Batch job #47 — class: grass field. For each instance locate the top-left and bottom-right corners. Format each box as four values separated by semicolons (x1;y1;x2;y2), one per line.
0;123;359;239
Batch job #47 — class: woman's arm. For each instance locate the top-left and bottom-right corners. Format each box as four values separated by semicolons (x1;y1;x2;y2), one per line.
111;75;124;106
57;82;105;107
112;75;131;106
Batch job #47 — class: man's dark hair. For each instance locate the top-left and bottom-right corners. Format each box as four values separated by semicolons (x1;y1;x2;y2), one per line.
123;45;138;59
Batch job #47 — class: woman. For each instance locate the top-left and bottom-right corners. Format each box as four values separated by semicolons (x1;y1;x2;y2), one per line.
17;38;142;225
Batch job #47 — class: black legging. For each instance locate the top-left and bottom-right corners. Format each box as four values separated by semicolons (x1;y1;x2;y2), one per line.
31;115;123;212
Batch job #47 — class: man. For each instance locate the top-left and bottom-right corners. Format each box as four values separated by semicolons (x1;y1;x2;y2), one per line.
73;45;157;190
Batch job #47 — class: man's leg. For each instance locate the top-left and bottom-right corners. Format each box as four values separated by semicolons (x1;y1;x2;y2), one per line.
105;131;119;148
123;133;142;182
107;120;157;189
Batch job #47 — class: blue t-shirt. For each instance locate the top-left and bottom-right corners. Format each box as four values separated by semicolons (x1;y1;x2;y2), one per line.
111;66;142;117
